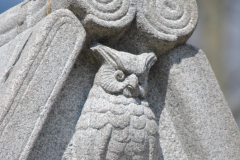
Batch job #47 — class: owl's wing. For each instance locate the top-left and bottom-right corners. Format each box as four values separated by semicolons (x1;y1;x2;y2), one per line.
70;123;112;159
0;9;86;159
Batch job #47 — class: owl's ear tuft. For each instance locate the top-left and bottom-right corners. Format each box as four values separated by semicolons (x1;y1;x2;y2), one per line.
90;43;124;70
145;52;157;72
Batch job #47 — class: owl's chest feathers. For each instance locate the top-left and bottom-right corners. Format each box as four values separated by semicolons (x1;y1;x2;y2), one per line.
78;86;158;138
76;92;159;157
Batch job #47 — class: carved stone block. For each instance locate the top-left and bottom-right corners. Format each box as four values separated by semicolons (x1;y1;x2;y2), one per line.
0;0;240;159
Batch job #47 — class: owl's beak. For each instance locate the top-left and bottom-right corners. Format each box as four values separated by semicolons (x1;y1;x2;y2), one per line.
123;74;139;98
126;74;138;91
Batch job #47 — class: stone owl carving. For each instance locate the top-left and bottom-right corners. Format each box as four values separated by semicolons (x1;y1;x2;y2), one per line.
72;43;159;160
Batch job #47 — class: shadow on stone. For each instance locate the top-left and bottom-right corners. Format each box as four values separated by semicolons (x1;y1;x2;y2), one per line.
28;49;99;160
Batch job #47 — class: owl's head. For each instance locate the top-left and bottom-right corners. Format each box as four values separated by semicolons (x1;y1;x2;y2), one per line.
91;43;157;99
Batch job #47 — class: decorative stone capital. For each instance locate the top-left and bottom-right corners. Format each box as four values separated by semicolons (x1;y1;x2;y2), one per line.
137;0;198;52
49;0;198;51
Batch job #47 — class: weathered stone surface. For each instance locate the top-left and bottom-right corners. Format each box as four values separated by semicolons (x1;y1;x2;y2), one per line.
0;0;240;160
153;44;240;159
137;0;198;53
0;9;86;159
0;1;28;47
0;28;32;87
73;0;137;39
0;0;198;54
29;48;99;160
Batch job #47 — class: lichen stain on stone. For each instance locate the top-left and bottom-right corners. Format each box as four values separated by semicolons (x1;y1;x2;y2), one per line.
45;0;52;16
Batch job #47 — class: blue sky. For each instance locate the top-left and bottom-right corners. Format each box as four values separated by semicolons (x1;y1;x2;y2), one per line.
0;0;24;14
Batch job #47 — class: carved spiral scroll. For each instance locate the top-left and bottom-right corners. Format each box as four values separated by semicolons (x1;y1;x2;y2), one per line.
137;0;198;41
77;0;137;29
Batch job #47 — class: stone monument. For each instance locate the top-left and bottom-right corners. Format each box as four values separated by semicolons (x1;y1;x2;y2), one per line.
0;0;240;159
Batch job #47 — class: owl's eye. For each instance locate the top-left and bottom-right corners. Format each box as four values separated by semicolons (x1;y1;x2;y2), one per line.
115;70;125;82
